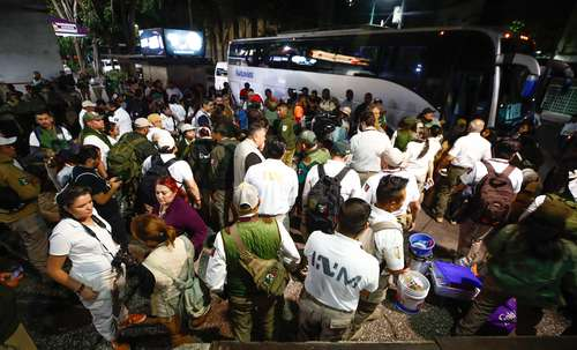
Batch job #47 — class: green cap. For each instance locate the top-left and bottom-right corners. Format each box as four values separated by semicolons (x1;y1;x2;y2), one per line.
299;130;317;145
331;141;350;156
82;112;103;122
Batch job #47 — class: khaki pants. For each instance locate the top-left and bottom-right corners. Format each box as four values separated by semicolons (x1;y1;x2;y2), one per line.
350;273;389;336
6;212;48;274
282;148;296;167
228;294;278;342
211;189;232;231
297;291;353;342
3;323;37;350
432;165;467;218
358;171;378;186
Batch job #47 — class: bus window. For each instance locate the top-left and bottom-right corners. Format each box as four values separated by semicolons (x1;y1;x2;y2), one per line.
229;43;247;66
333;43;379;77
264;42;293;69
289;40;337;73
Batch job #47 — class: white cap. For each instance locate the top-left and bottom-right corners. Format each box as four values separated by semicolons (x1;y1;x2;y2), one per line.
82;100;96;108
233;182;260;214
180;123;196;133
0;135;17;146
155;133;176;150
339;106;352;116
134;118;152;128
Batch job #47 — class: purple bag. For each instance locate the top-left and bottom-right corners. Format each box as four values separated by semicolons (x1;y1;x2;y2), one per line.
487;298;517;333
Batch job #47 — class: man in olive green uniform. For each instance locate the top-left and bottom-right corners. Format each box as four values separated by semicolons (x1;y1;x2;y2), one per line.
0;135;48;274
204;182;300;341
296;130;330;187
276;103;296;167
210;123;239;230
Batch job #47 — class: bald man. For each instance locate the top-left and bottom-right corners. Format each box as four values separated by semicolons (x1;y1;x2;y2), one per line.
431;119;492;223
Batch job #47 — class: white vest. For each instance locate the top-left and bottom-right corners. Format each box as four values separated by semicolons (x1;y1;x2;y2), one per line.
233;138;265;187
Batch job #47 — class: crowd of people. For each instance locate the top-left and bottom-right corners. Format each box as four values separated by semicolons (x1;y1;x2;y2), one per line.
1;71;577;349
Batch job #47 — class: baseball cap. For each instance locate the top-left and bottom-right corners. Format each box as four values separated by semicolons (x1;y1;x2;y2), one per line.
233;182;260;214
424;119;441;128
331;141;350;156
82;112;103;122
339;106;352;117
0;135;17;146
381;147;406;168
180;123;196;133
134;118;152;128
82;100;96;108
155;133;176;150
147;113;162;125
299;130;317;145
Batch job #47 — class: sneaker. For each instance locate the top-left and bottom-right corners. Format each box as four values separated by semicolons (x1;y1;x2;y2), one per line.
435;217;444;223
449;220;457;225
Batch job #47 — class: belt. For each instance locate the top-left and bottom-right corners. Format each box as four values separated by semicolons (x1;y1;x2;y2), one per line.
301;289;353;314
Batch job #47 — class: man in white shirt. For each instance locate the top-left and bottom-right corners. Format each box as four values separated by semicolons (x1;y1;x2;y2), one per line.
303;141;362;205
141;132;201;207
298;198;380;342
350;111;393;184
431;119;492;223
203;183;300;341
352;175;407;336
79;100;97;129
361;148;421;231
244;140;298;229
456;139;524;255
81;112;114;176
108;101;132;137
168;96;187;124
165;82;183;101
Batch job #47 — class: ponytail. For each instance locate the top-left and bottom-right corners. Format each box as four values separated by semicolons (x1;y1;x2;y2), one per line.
417;139;430;159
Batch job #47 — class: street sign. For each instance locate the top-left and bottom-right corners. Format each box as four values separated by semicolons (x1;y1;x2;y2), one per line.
49;16;88;37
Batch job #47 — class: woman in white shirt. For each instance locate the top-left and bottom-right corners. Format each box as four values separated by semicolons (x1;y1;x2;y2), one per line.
404;125;443;191
131;214;200;347
47;186;144;348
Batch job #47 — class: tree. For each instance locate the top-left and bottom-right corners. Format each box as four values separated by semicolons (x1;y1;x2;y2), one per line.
49;0;86;71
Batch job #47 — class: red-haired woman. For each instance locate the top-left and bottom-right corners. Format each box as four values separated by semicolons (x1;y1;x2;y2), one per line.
153;176;207;257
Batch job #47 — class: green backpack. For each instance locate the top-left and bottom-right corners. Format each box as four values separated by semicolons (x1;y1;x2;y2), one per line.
538;194;577;241
226;222;289;297
107;134;148;182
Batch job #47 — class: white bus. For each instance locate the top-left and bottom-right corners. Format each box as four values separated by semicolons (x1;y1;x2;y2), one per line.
227;27;541;128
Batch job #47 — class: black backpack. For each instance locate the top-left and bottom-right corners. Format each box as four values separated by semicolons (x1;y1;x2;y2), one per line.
188;139;214;189
137;155;178;208
305;164;350;234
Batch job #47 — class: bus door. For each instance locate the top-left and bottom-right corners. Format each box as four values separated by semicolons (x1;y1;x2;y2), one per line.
493;53;540;128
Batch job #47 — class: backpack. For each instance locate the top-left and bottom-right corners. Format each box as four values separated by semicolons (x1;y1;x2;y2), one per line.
144;236;211;323
474;161;516;226
107;134;149;182
539;193;577;241
306;164;350;234
137;155;179;207
358;220;404;258
187;139;214;189
226;222;288;297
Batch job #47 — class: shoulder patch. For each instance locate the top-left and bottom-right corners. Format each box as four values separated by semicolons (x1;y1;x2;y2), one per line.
18;177;30;186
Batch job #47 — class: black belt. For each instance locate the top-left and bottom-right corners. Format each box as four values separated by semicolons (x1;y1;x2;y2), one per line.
301;289;353;314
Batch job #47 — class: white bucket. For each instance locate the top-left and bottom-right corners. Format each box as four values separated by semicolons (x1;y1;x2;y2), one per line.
396;271;430;313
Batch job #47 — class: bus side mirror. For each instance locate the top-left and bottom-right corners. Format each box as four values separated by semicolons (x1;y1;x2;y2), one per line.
521;75;538;98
